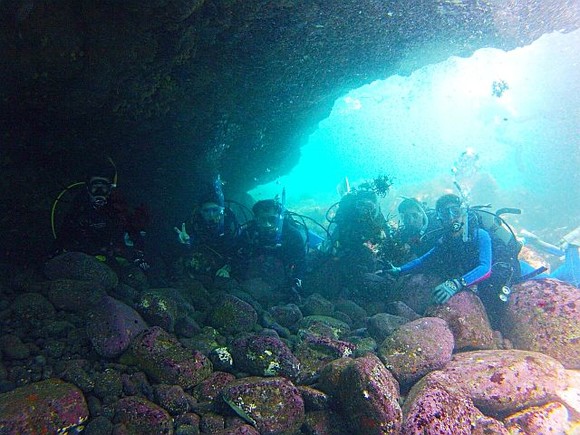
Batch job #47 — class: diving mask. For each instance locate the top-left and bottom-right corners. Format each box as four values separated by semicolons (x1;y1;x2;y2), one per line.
437;204;465;233
200;204;224;223
88;177;113;208
438;204;463;220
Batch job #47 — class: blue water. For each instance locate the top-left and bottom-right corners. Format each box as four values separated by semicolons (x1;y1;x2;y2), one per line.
250;29;580;229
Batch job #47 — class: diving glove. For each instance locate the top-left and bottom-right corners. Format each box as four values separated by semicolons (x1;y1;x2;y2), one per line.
383;263;401;276
133;252;150;271
174;223;191;245
432;278;464;304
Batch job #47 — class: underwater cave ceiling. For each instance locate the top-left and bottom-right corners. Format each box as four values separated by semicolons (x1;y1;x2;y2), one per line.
0;0;578;253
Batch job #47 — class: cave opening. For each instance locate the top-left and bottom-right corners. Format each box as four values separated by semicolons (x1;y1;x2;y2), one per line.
250;29;579;230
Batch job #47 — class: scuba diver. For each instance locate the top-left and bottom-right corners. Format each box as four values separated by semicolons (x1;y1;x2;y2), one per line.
386;193;522;327
520;226;580;288
174;175;241;284
396;197;442;259
322;178;396;304
327;182;389;265
53;157;150;270
234;195;306;297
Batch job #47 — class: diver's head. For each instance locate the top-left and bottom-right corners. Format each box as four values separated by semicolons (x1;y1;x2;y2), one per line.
199;201;224;226
252;199;282;235
85;157;117;208
398;198;426;233
353;189;380;219
436;194;465;234
87;176;114;208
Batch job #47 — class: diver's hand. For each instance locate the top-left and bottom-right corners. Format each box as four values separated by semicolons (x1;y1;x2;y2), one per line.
133;252;150;271
174;223;191;245
432;279;463;304
215;264;231;278
380;263;401;277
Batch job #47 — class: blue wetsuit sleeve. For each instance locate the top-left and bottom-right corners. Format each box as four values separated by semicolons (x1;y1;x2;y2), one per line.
400;246;436;274
462;228;492;286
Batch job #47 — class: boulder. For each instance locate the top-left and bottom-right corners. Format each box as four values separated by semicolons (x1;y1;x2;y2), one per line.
231;333;301;379
367;312;408;343
128;326;213;389
222;376;305;435
48;279;107;311
85;295;147;358
431;349;568;416
503;401;569;434
10;292;55;322
114;396;173;434
0;379;88;433
427;290;495;350
503;278;580;368
44;252;118;289
334;354;402;434
207;294;258;335
378;317;454;386
402;374;502;435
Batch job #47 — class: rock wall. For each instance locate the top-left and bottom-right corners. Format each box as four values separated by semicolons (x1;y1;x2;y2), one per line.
0;0;578;261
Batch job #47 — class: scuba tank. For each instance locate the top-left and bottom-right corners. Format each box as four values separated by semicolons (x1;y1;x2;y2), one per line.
214;174;225;237
275;187;286;247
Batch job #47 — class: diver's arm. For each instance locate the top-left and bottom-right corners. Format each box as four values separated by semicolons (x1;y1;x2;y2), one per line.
520;229;564;256
530;239;564;257
399;246;437;274
461;228;492;286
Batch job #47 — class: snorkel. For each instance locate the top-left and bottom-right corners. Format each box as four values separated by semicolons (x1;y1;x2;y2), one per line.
453;182;470;242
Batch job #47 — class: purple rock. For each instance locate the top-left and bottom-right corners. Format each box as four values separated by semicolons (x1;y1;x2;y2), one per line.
231;334;301;379
427;290;495;350
335;354;402;434
213;424;260;434
193;371;236;402
222;376;305;434
129;326;213;389
85;295;147;358
504;278;580;368
378;317;454;385
114;396;173;433
402;375;492;434
0;379;88;433
503;401;569;434
153;384;195;415
431;349;568;416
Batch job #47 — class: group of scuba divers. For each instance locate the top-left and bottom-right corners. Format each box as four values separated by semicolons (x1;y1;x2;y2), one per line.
52;156;579;327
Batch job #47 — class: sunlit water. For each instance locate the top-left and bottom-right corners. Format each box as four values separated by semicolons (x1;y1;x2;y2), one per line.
250;29;580;232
